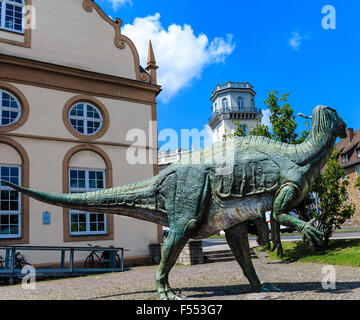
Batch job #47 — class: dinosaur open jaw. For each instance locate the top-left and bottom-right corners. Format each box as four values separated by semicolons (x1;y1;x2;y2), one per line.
338;123;347;139
339;131;347;139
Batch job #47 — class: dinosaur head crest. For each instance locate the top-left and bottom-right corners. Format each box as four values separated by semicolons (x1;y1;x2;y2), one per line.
312;105;347;139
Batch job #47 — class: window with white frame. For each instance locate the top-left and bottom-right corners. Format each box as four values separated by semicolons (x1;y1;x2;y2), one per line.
341;153;348;163
357;149;360;158
0;89;21;126
237;97;244;110
0;165;21;238
68;103;103;136
0;0;25;34
69;168;107;235
222;98;229;112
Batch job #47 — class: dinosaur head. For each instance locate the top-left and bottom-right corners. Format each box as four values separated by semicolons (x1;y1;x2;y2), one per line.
312;106;347;139
326;107;347;139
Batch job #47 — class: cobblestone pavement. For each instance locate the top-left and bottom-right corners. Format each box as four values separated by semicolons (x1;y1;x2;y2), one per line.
1;250;360;300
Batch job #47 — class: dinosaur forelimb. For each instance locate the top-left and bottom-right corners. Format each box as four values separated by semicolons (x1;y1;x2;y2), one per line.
273;185;323;247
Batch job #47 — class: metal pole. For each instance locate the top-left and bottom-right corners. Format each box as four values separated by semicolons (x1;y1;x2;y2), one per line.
298;113;312;132
61;249;65;269
69;248;74;275
9;248;15;285
5;248;10;270
121;249;124;271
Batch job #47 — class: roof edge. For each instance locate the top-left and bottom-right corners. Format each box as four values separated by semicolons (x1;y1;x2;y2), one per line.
82;0;151;83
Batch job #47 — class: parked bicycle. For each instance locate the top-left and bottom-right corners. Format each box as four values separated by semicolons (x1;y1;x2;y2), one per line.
14;252;31;269
0;251;30;269
84;244;120;268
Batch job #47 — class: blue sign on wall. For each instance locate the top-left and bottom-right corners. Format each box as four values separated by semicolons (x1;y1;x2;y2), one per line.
43;211;51;225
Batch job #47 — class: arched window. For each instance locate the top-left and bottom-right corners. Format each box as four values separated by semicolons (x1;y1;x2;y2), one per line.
0;164;21;238
222;98;229;112
62;145;114;242
68;102;103;136
237;97;244;110
0;137;30;243
0;0;25;33
0;89;21;126
69;168;107;235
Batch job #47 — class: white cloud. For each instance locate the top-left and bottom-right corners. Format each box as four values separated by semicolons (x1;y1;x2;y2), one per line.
261;109;273;130
108;0;132;11
288;31;309;51
122;13;235;103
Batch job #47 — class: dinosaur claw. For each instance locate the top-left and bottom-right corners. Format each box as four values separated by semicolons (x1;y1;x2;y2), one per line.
157;285;186;300
301;221;323;248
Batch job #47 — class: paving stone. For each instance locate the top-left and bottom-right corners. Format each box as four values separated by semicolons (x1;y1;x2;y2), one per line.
1;250;360;300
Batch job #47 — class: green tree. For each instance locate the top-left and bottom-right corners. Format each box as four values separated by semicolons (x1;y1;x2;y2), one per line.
264;91;298;144
356;176;360;187
222;120;246;140
249;124;272;138
311;149;355;250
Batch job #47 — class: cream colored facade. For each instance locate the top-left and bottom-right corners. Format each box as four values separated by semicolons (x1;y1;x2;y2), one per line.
1;0;137;79
0;0;162;266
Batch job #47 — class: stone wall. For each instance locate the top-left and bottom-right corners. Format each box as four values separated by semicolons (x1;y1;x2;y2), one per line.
149;240;204;266
344;166;360;226
176;240;204;266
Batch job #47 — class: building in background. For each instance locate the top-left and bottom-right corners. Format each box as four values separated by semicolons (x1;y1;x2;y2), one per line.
0;0;162;267
208;82;263;143
158;148;192;171
159;81;264;171
336;128;360;226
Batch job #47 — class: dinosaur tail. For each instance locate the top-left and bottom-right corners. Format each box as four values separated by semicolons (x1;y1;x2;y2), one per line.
0;179;169;226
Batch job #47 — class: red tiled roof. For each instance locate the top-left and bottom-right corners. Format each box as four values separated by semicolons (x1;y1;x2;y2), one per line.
336;128;360;169
336;129;360;154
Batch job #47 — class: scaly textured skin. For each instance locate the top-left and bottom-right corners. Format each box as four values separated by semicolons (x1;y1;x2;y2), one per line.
1;106;347;299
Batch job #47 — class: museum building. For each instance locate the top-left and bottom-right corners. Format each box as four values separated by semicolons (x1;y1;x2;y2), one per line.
0;0;162;266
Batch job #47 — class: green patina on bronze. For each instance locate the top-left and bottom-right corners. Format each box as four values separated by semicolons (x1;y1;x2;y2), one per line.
1;105;347;300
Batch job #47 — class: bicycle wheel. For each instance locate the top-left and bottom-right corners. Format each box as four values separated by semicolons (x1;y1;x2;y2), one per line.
84;254;94;268
116;254;121;268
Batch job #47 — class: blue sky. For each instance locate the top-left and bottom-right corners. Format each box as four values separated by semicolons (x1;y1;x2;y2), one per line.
96;0;360;150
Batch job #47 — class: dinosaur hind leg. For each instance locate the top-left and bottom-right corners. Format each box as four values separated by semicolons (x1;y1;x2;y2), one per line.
270;212;283;258
225;222;262;291
225;222;280;292
253;217;271;250
155;219;198;300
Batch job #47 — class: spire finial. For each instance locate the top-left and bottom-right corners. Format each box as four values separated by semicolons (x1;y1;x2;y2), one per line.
147;40;156;65
146;40;158;84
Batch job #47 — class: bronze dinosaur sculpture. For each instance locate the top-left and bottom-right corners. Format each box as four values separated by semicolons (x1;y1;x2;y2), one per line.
1;105;347;299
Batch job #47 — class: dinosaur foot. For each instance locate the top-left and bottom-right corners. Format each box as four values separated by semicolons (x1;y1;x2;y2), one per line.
158;286;187;300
